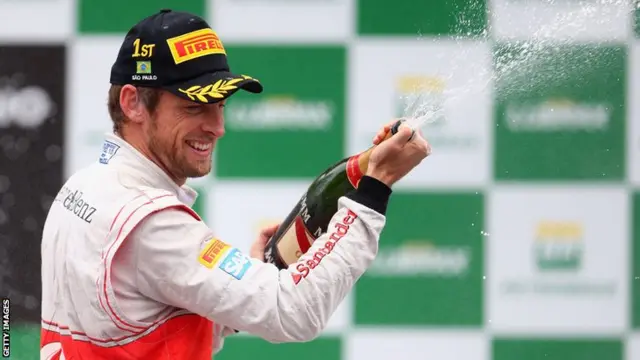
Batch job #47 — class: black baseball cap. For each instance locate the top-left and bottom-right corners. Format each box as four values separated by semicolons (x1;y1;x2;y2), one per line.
110;9;263;104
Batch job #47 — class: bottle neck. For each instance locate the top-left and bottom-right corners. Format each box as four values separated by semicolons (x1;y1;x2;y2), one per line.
356;124;397;176
350;121;402;187
356;146;374;175
345;145;375;188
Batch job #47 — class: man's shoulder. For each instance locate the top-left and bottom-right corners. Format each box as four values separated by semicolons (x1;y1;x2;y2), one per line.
59;168;177;214
57;164;200;227
67;164;171;198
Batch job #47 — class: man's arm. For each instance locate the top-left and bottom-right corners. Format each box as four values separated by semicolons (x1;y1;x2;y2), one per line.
132;176;390;343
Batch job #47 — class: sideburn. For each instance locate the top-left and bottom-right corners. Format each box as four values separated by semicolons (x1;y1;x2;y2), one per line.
146;116;184;184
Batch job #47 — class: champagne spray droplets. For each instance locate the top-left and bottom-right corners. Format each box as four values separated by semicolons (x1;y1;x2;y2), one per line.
397;0;630;134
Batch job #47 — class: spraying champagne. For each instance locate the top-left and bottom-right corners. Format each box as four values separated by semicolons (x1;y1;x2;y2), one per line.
263;118;422;269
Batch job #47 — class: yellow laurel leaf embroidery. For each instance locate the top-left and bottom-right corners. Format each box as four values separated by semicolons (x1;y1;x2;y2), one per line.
178;78;242;102
211;79;224;91
199;84;213;93
219;78;243;91
195;85;213;103
178;86;201;101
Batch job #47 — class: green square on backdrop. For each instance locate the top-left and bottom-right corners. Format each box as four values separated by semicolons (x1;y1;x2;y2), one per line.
216;335;342;360
357;0;488;36
215;45;346;179
492;338;623;360
78;0;206;34
354;192;484;326
493;43;626;181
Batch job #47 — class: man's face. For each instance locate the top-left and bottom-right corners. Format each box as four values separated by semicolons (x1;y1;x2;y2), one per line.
144;91;226;182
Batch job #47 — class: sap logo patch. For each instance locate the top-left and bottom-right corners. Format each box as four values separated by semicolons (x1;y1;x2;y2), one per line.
99;140;120;164
198;239;231;269
218;248;252;280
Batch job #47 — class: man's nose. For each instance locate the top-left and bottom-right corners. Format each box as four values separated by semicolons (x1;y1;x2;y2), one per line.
202;116;225;137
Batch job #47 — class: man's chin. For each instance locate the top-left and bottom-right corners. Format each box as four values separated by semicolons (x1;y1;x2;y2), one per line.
188;173;210;179
184;166;212;179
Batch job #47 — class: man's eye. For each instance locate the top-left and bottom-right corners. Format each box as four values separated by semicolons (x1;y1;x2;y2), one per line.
185;106;202;112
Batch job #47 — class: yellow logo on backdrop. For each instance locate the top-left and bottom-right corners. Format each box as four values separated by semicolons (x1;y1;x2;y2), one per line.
535;221;583;240
396;75;445;93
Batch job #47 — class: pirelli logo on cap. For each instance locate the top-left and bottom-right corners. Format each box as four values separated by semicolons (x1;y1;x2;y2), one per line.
167;28;226;64
198;238;231;269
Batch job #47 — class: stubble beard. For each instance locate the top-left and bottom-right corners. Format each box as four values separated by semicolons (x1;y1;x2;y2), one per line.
147;119;212;181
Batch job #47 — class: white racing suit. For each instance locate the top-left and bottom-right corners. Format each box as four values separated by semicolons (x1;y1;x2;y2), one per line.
40;133;391;359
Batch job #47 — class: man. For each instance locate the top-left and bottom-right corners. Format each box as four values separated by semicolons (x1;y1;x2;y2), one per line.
39;9;430;360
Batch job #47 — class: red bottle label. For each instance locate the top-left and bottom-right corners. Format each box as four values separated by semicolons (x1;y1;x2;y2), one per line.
346;153;363;188
294;216;313;254
275;215;316;266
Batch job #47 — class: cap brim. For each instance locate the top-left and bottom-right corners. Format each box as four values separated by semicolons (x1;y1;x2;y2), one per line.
165;71;263;104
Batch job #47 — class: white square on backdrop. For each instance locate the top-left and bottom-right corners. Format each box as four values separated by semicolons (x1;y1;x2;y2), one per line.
346;330;488;360
349;39;493;189
628;41;640;186
627;333;640;360
209;0;354;42
489;0;631;42
0;0;74;41
67;37;123;178
487;186;629;334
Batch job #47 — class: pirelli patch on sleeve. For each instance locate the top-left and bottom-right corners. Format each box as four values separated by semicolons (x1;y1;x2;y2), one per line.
198;238;231;269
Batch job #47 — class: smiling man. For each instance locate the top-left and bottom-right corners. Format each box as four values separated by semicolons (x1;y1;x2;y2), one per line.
38;8;430;360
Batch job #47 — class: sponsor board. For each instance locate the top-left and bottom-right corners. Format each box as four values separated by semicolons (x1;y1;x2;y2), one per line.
488;187;628;333
355;192;484;326
490;0;630;41
211;0;351;41
215;45;346;179
493;43;626;181
349;41;492;188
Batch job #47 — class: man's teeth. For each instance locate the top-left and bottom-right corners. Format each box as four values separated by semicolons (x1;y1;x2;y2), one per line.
187;141;212;151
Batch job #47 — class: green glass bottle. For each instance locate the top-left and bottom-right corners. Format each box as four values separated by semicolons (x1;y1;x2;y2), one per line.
264;119;406;269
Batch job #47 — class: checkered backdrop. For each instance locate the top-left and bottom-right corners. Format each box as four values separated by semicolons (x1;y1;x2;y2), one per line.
1;0;639;359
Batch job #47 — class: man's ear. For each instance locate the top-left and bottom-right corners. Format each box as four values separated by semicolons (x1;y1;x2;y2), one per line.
119;85;145;125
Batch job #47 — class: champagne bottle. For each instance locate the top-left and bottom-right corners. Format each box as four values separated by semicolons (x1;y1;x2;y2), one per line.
264;119;411;269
